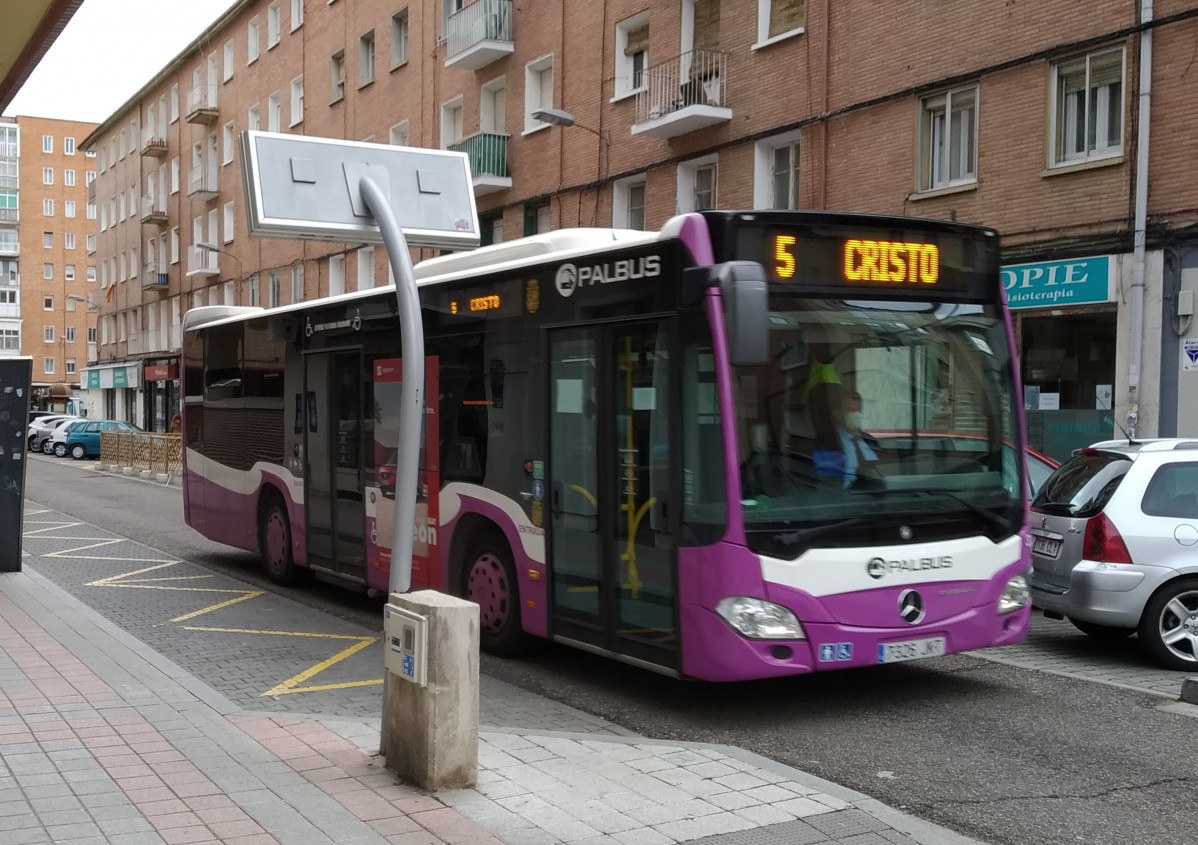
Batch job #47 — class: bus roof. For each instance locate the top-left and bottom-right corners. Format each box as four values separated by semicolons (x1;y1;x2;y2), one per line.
182;226;662;333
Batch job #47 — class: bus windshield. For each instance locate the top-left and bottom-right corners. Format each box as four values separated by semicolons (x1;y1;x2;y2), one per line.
733;295;1021;558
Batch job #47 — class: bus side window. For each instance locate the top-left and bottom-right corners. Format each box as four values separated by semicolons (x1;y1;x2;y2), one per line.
443;376;487;483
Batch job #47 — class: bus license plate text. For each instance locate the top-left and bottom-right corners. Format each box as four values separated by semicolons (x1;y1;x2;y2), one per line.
877;637;946;664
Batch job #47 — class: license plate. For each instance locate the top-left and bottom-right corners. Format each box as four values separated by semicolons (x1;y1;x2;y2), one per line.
1033;535;1061;557
877;637;946;664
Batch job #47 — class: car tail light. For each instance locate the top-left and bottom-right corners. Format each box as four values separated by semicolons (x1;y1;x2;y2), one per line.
1083;513;1132;563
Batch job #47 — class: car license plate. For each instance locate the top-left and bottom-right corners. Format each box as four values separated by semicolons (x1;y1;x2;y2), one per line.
877;637;946;664
1033;535;1061;557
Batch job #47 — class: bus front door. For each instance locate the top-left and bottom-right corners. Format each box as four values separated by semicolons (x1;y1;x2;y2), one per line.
304;349;368;582
548;322;678;671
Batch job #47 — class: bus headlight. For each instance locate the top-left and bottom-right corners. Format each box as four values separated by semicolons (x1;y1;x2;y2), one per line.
998;573;1030;614
716;597;805;639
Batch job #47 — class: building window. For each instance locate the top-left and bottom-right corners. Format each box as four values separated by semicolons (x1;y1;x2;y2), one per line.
754;133;800;209
64;137;76;155
329;254;345;296
43;263;53;280
248;104;261;132
268;2;281;46
223;201;235;242
42;135;53;153
389;120;409;146
223;40;234;80
42;167;53;185
44;326;54;342
87;202;96;220
391;9;409;69
330;52;346;101
66;359;76;375
65;326;76;343
170;84;179;121
43;199;54;216
1052;47;1124;166
1;329;18;350
524;55;555;132
65;265;75;281
87;266;96;282
248;16;260;62
222;122;235;164
291;0;304;29
678;156;717;212
171;227;179;263
86;170;95;185
64;169;75;186
248;274;260;306
290;76;304;126
613;177;647;229
440;98;464;147
44;295;54;310
919;86;977;191
615;14;649;99
65;201;76;218
268;271;281;307
756;0;806;45
268;92;281;132
43;232;53;248
291;265;304;302
524;201;551;235
87;326;96;343
44;358;55;375
359;30;376;86
357;245;375;289
65;232;76;250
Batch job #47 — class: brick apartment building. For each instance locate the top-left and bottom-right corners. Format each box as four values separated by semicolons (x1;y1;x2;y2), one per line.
0;115;98;414
81;0;1198;452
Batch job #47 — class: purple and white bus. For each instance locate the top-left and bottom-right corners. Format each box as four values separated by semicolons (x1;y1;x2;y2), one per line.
181;210;1031;681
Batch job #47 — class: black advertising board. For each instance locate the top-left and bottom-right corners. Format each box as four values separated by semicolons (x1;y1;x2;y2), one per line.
0;358;32;572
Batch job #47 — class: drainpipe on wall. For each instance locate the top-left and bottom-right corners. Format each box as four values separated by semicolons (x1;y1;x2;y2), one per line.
1128;0;1153;438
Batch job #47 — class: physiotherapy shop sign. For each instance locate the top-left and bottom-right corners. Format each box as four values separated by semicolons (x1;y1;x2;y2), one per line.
1001;255;1113;310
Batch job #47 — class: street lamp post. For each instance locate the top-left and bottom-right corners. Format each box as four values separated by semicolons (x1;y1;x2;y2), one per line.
531;108;611;225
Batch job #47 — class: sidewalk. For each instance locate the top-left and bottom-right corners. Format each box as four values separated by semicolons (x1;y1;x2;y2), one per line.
2;536;985;845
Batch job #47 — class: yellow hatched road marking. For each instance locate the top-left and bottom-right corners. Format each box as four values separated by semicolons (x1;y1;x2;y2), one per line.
182;627;381;696
86;562;264;622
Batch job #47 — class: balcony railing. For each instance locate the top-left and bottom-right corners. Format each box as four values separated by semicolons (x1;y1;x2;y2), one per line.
446;132;511;196
185;82;219;123
141;128;168;156
140;195;168;224
0;239;18;256
187;164;219;200
0;208;18;223
142;264;170;291
445;0;513;70
633;50;732;139
187;245;219;276
0;174;18;190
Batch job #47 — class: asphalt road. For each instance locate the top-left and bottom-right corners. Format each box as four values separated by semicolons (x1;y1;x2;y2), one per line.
20;454;1198;845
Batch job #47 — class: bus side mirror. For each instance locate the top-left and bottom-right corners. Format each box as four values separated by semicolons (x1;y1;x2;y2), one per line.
717;261;769;367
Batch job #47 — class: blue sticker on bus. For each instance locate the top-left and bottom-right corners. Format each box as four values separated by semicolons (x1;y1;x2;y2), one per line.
836;643;852;661
820;643;853;662
819;644;836;662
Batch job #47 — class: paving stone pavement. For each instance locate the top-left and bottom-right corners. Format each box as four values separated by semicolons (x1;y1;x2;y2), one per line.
2;510;986;845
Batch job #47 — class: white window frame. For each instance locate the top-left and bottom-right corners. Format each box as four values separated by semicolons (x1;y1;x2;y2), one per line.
43;263;53;280
171;156;180;193
612;176;647;229
223;201;235;242
223;40;234;81
64;137;75;155
64;169;75;186
222;121;235;164
268;92;281;133
43;231;53;248
389;120;410;146
359;30;376;86
754;0;806;49
44;357;55;376
65;201;76;219
42;167;53;185
65;264;75;281
42;134;52;153
753;131;801;209
440;97;464;147
170;227;180;264
524;54;555;133
918;85;978;192
291;265;304;302
65;232;76;250
329;254;345;296
170;84;179;122
480;77;506;134
247;16;260;63
267;2;281;47
1050;46;1125;167
248;104;261;132
330;52;346;101
290;76;305;126
391;9;409;69
43;198;54;216
613;13;649;100
291;0;304;30
677;155;717;212
356;245;375;290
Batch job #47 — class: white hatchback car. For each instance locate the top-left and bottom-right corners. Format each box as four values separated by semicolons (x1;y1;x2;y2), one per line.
46;419;89;456
27;414;77;450
1029;438;1198;670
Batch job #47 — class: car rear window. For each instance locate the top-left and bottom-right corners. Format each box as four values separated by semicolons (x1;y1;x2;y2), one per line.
1032;451;1131;518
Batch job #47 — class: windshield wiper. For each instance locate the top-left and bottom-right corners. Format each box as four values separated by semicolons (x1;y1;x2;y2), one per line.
859;488;1017;535
746;517;867;549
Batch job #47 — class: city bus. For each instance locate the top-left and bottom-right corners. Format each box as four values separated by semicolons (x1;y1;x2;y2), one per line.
181;209;1032;681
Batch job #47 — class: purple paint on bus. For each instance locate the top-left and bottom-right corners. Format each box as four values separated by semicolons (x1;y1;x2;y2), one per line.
188;472;307;566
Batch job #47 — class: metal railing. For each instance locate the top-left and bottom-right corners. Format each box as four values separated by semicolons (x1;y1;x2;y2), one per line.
188;164;218;197
447;131;510;178
100;431;183;483
186;82;218;116
445;0;512;59
635;49;728;124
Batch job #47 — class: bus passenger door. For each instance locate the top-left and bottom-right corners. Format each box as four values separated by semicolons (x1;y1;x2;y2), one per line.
304;349;367;580
548;322;677;670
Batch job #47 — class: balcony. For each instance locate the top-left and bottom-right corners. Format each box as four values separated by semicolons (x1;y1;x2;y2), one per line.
187;164;219;201
447;132;511;196
187;245;219;277
632;50;732;140
444;0;513;71
185;82;219;124
140;195;168;224
0;239;17;256
0;174;17;190
0;208;18;223
142;264;171;292
141;128;168;156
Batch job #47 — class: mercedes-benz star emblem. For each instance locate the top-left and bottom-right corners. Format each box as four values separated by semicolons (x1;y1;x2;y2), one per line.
898;589;925;624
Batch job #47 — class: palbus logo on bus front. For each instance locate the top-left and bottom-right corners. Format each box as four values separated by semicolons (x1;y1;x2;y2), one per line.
554;256;662;298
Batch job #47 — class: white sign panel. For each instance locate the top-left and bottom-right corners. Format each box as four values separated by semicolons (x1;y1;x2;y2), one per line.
1183;339;1198;372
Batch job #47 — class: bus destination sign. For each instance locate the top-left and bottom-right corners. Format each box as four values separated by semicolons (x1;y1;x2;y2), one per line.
775;235;941;286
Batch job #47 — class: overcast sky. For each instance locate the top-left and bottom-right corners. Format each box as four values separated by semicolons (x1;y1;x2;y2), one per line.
4;0;234;124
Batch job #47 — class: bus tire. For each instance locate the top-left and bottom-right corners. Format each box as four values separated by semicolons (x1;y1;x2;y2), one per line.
260;496;298;586
463;533;529;657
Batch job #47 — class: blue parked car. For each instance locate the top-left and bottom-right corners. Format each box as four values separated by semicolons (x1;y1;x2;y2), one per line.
65;419;140;459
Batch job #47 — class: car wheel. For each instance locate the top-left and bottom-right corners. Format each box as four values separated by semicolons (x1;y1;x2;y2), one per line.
42;439;55;454
463;531;530;657
1069;618;1135;640
260;496;299;586
70;444;87;460
54;442;67;457
1137;576;1198;670
27;434;37;450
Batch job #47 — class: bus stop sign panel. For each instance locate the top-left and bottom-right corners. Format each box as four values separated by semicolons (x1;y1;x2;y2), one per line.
240;130;480;250
0;358;32;572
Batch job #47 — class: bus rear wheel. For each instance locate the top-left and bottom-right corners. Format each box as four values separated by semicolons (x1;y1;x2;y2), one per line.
260;497;298;586
464;534;529;657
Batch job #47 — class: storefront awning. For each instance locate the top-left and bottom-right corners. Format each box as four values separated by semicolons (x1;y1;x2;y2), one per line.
82;362;141;390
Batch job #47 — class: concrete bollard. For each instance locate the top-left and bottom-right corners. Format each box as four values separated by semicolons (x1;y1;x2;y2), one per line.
380;590;479;791
1181;677;1198;705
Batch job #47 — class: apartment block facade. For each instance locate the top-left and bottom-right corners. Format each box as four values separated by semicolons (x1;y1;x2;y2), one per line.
83;0;1198;452
0;115;98;413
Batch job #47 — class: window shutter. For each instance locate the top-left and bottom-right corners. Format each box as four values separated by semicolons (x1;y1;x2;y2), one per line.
625;25;649;56
769;0;806;39
692;0;720;53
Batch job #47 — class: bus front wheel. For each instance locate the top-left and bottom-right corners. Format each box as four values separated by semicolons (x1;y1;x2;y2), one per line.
464;534;529;657
260;497;298;586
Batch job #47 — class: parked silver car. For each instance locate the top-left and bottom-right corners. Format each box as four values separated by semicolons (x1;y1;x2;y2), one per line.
1029;438;1198;670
